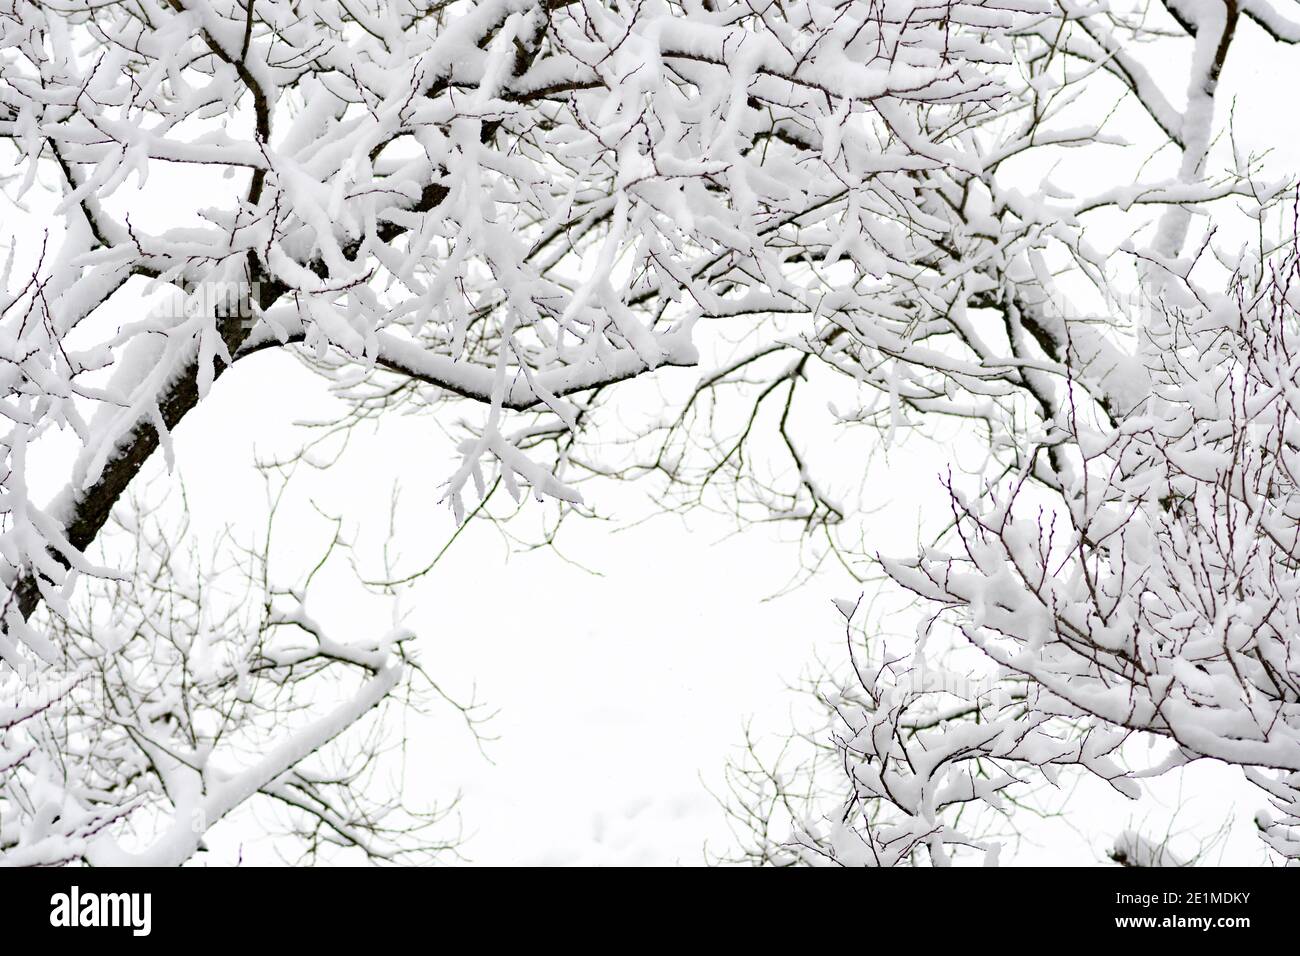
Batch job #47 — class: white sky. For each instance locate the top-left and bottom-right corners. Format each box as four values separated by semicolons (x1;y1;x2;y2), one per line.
132;349;862;865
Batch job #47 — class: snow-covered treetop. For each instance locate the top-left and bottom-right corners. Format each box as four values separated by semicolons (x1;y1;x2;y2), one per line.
0;0;1046;656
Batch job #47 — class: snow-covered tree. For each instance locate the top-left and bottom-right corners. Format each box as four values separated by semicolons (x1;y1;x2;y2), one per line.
1;0;1034;863
10;0;1300;869
700;1;1300;866
724;248;1300;866
3;484;472;865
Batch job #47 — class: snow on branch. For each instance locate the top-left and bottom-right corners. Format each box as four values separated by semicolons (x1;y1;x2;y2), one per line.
0;0;1036;638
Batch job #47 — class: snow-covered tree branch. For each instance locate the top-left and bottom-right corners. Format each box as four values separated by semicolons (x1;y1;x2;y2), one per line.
2;474;485;865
